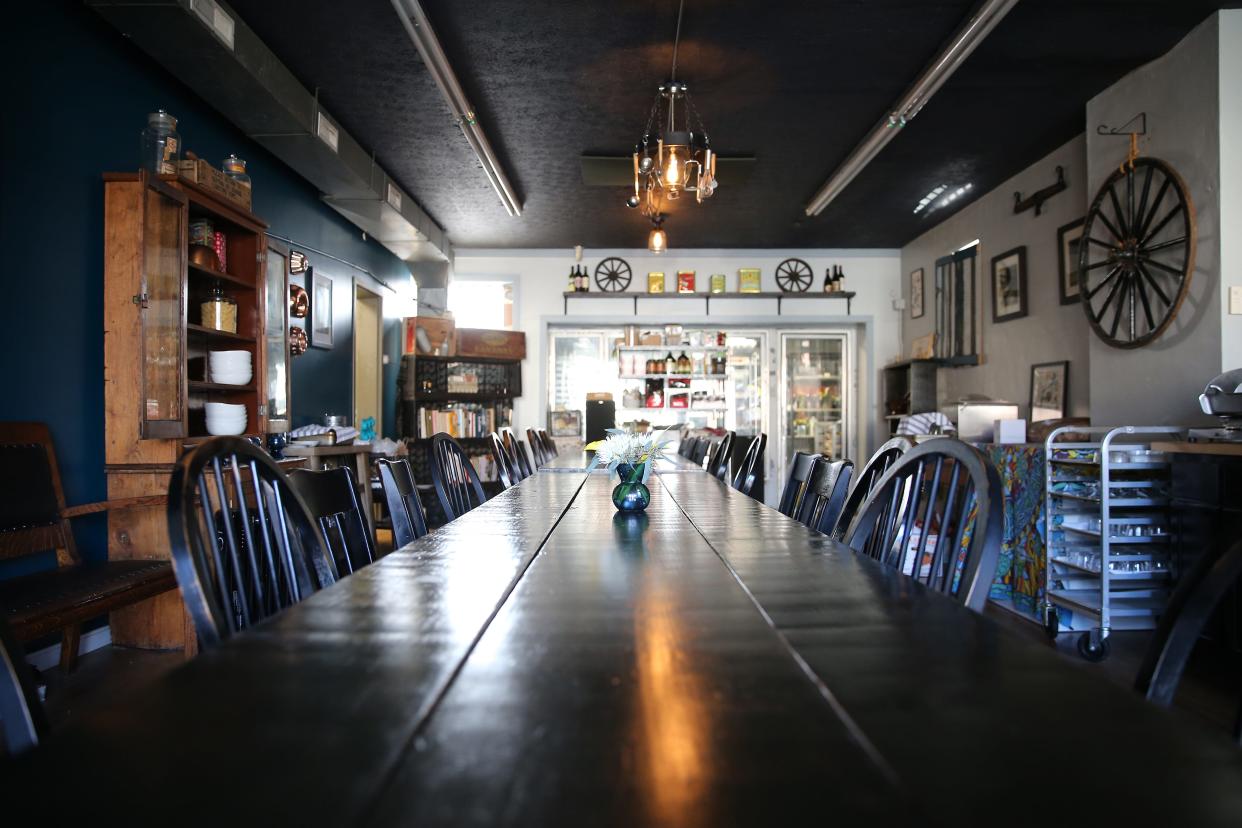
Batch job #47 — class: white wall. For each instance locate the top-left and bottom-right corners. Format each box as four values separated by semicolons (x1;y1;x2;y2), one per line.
1220;11;1242;369
900;135;1092;419
453;249;902;457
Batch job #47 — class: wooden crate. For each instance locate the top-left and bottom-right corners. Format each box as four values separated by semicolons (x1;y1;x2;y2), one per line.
455;328;526;360
403;316;456;355
176;158;252;210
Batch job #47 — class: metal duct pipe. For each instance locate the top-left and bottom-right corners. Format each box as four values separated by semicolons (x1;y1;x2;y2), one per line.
391;0;523;217
804;0;1020;217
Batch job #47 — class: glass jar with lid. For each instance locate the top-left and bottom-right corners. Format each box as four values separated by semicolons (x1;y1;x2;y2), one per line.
222;154;252;188
140;110;181;175
201;281;238;334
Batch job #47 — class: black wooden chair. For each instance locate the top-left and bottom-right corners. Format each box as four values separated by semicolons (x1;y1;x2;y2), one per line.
690;438;710;467
830;436;914;539
1135;537;1242;743
707;432;736;481
430;433;488;521
796;459;854;534
679;436;698;458
1;614;48;757
488;432;517;489
167;436;338;649
777;451;822;517
537;428;558;458
515;440;536;479
731;434;766;498
376;458;430;549
287;466;376;576
526;427;548;468
500;429;532;481
839;439;1002;612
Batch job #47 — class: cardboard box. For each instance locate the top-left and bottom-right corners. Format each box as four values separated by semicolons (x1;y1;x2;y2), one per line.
403;316;456;356
455;328;526;360
177;159;252;210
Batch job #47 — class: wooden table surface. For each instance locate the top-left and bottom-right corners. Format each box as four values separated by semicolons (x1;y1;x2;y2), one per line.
539;449;705;473
6;472;1242;825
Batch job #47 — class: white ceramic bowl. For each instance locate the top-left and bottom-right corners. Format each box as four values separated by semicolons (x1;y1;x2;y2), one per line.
205;401;246;413
210;370;252;385
209;349;251;362
206;419;247;436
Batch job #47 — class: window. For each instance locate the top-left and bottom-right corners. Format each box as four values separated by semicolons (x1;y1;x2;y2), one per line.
447;280;513;330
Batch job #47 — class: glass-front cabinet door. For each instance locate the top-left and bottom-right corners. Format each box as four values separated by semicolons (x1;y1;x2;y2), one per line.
139;177;187;439
780;332;850;477
263;240;292;432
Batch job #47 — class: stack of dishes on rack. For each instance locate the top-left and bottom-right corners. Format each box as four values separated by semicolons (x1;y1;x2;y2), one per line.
209;350;252;385
205;401;247;436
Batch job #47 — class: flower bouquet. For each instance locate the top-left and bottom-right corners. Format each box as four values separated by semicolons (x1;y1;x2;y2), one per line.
584;427;676;511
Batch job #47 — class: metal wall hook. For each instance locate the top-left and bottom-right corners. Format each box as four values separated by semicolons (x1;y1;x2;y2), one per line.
1013;166;1067;216
1096;112;1147;136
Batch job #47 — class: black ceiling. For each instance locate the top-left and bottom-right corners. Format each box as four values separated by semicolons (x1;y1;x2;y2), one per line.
228;0;1234;249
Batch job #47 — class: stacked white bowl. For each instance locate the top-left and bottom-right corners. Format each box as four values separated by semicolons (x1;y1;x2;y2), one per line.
205;401;248;436
209;350;252;385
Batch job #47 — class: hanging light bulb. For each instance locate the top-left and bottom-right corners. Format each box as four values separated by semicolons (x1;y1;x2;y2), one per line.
629;79;716;219
647;215;668;254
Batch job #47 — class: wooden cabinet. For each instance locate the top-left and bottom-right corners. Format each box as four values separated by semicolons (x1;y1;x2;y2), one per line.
103;171;273;652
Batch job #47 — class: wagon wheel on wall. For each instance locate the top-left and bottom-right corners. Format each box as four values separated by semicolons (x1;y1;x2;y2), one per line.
1078;157;1195;349
594;257;633;292
775;258;813;293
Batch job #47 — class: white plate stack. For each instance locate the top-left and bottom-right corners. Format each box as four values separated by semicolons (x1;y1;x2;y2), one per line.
205;402;248;436
209;350;252;386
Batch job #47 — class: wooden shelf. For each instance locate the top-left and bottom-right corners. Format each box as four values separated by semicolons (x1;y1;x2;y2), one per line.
415;392;517;403
563;290;856;315
188;261;255;290
413;354;522;365
187;323;256;343
189;380;255;392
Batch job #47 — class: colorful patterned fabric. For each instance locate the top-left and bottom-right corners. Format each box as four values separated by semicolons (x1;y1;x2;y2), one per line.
983;444;1046;620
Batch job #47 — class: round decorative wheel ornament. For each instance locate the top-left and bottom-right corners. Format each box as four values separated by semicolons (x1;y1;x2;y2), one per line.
1078;157;1195;349
775;258;813;292
594;257;633;292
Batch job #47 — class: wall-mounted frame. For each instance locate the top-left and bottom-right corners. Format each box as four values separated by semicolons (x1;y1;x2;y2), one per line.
311;269;334;349
991;246;1028;323
1029;360;1069;421
1057;217;1084;305
934;245;978;363
910;268;925;319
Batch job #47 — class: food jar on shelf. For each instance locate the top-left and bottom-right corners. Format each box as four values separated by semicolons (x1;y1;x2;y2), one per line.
222;155;252;188
201;281;238;333
140;110;181;175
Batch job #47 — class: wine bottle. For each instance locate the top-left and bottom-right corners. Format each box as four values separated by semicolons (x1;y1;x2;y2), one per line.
823;267;832;293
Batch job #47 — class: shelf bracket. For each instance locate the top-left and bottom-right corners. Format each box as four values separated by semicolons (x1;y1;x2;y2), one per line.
1014;166;1066;216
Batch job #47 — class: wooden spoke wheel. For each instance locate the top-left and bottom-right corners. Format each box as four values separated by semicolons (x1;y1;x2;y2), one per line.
1078;157;1195;349
776;258;813;293
594;257;633;292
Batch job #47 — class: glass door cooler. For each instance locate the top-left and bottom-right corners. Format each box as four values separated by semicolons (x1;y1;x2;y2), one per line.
780;332;850;480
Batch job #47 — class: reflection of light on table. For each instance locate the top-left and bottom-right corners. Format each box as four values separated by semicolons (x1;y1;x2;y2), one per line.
634;581;710;822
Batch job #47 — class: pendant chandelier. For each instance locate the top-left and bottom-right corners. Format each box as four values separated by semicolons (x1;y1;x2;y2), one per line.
626;0;717;247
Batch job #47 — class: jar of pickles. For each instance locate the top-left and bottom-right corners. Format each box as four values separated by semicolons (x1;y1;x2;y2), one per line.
201;281;238;333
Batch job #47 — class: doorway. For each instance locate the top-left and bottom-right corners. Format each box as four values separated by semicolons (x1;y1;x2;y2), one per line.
353;282;383;434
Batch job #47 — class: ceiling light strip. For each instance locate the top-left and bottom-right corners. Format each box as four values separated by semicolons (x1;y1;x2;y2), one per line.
803;0;1019;217
391;0;523;217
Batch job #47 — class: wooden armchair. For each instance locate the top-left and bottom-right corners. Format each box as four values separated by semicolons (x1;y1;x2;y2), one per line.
0;423;176;671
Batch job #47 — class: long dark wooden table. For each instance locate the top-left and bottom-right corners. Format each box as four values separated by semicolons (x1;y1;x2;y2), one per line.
6;470;1242;825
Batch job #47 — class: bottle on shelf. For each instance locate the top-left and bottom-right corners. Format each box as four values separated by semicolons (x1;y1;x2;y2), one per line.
823;267;833;293
835;265;846;292
676;351;692;374
664;352;677;375
568;266;576;292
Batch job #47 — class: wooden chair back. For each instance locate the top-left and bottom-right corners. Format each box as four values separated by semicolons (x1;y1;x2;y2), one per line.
287;466;376;575
831;436;914;538
777;451;822;517
537;429;558;457
679;436;697;458
1135;537;1242;745
430;433;488;521
708;432;736;481
0;423;80;568
690;438;710;466
840;439;1002;612
376;458;429;549
0;614;47;756
500;429;531;480
167;436;338;649
488;433;517;489
515;440;535;479
797;459;854;534
731;434;767;497
526;428;548;468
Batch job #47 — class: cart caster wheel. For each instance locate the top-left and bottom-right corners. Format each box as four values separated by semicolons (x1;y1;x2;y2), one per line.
1043;608;1059;641
1077;633;1110;662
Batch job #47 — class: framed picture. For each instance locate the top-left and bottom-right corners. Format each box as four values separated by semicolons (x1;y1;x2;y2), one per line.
738;268;761;293
1029;361;1069;421
709;273;726;294
311;269;334;348
677;271;696;293
990;246;1028;323
549;409;581;437
647;271;665;293
1057;217;1085;305
910;268;925;318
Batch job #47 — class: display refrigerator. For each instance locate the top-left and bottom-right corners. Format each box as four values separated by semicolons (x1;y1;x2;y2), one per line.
777;331;852;491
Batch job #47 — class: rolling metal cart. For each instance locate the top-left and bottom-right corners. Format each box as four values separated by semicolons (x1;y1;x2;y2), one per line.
1042;426;1185;661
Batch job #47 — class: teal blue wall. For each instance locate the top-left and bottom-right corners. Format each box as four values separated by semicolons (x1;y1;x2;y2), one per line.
0;1;410;577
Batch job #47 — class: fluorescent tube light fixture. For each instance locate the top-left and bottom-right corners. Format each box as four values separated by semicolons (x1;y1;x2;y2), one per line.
391;0;523;217
804;0;1019;217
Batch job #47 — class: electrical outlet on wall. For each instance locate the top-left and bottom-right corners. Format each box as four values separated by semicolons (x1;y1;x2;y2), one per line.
1230;285;1242;315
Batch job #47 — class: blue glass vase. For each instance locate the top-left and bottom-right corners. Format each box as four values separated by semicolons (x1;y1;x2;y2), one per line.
615;462;648;482
611;479;651;512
